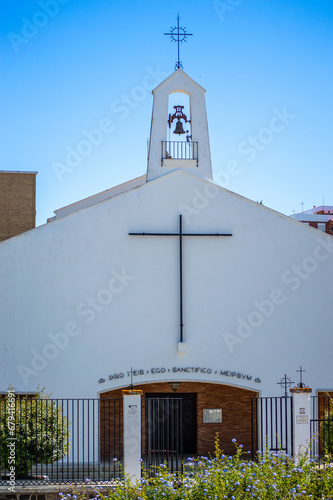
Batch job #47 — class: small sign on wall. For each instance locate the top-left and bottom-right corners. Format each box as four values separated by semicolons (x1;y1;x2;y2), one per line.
128;404;138;417
203;409;222;423
296;415;308;424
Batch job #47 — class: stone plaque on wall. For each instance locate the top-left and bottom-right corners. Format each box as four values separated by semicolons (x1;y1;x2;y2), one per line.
203;409;222;423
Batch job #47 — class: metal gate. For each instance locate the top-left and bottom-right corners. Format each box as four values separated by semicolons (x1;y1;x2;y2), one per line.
310;395;333;466
252;396;294;460
143;397;183;473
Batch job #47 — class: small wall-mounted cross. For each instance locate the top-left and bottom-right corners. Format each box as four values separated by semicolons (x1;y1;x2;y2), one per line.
127;367;134;391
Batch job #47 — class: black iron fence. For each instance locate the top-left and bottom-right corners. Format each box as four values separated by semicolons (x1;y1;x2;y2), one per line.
310;395;333;466
162;141;198;164
6;393;321;484
0;395;185;485
0;397;122;485
251;396;293;460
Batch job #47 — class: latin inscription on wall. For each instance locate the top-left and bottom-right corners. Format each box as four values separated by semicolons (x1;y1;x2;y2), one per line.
98;367;262;385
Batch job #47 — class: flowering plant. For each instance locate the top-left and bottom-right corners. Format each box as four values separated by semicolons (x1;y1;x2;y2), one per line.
60;434;333;499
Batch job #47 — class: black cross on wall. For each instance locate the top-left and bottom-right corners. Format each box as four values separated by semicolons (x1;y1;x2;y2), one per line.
129;214;232;344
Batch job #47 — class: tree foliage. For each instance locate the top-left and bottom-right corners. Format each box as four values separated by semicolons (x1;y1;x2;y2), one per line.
0;387;70;478
321;397;333;455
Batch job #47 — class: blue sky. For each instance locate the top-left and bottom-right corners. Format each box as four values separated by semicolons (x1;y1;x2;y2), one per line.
1;0;332;226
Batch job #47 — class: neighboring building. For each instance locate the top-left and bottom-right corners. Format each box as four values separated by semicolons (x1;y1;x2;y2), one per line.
0;171;37;242
1;70;332;458
290;206;333;235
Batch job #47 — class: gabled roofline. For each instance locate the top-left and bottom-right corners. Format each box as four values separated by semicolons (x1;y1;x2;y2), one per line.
51;174;147;219
2;170;332;246
152;69;206;95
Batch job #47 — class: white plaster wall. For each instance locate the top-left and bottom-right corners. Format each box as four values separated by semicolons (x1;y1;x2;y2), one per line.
1;170;332;399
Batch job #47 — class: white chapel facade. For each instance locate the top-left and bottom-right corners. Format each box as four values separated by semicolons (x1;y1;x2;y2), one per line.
1;69;333;456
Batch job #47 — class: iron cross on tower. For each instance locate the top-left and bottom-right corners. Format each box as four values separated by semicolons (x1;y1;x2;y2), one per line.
296;365;306;388
164;14;193;70
129;215;232;344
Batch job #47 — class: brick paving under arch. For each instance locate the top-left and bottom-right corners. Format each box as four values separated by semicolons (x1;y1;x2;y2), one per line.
100;381;258;457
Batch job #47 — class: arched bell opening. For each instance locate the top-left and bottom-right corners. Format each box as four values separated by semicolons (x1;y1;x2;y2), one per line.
162;91;197;164
167;91;191;141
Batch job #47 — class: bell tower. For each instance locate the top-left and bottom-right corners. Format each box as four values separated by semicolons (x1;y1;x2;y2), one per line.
147;69;213;182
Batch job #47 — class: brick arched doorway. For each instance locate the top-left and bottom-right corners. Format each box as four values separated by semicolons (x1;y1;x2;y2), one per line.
100;381;258;457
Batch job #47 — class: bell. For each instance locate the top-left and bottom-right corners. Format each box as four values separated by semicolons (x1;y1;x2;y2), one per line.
173;119;186;135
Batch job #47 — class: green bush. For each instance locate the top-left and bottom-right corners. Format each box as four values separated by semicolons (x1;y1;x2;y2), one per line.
321;402;333;456
0;387;70;479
